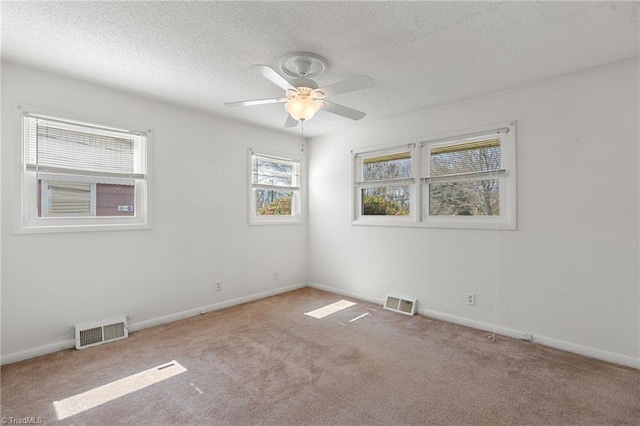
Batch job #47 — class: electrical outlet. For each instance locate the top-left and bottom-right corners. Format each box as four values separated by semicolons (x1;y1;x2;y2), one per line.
215;280;222;291
273;271;279;280
466;293;476;306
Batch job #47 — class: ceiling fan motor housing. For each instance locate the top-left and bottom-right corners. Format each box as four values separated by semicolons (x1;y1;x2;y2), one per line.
290;78;319;90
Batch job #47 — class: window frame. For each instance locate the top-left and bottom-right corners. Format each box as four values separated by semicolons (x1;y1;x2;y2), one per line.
13;105;151;234
248;150;302;226
352;121;517;230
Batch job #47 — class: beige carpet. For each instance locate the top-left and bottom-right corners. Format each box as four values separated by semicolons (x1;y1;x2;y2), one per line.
1;287;639;425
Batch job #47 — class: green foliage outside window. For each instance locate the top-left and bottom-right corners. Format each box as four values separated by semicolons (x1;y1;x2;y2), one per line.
362;194;409;216
257;193;292;215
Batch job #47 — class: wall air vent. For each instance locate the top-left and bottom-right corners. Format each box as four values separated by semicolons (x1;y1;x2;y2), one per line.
383;295;417;316
75;317;128;349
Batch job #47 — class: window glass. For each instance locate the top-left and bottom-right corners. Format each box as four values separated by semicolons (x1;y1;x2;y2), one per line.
361;186;410;216
427;138;503;217
250;153;301;224
355;149;414;219
41;182;93;217
253;157;295;187
430;139;501;177
429;179;500;216
255;189;294;216
363;152;411;182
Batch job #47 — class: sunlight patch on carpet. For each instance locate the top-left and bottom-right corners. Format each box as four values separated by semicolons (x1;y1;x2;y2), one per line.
349;312;370;322
53;360;187;420
305;300;356;319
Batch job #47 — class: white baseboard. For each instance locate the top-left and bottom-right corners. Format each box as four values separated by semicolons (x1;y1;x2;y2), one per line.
4;282;637;370
0;339;77;366
129;282;306;333
1;282;307;366
308;282;386;306
418;308;639;369
308;282;640;370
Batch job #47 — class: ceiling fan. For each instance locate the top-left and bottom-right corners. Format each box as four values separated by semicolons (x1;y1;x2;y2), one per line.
224;52;374;127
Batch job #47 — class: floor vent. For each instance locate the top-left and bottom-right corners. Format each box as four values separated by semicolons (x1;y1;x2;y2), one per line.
75;318;128;349
384;295;417;316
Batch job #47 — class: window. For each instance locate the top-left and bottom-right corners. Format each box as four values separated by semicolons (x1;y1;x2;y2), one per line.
352;121;516;229
249;151;301;224
17;107;149;233
354;147;416;221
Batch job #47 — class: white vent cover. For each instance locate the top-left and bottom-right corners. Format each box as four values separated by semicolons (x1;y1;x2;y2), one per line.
384;295;417;316
75;317;128;349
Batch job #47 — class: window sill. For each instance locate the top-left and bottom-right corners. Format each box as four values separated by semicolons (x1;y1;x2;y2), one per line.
14;221;151;234
352;218;516;230
249;218;303;226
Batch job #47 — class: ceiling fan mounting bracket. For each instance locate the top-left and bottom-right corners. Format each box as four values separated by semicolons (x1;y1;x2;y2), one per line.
278;52;328;79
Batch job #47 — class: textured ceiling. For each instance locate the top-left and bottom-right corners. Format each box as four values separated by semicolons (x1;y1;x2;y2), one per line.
2;1;638;137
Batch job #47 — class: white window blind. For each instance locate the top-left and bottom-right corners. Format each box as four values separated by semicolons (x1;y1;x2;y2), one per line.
24;113;146;179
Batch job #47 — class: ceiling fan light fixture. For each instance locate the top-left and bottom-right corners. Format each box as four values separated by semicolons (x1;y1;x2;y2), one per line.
285;95;321;121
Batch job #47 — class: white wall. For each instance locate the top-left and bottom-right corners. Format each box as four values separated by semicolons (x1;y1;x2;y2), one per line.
1;62;308;363
308;59;640;368
2;60;638;369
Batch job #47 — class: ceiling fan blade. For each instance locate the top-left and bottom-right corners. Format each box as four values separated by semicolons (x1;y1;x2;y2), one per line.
253;65;295;91
224;98;287;108
321;100;366;121
316;75;374;98
284;114;299;128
